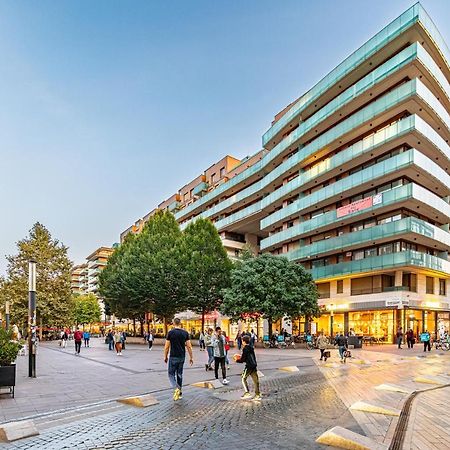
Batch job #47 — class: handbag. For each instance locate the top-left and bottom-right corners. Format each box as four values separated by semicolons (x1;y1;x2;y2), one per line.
323;351;331;358
344;350;352;358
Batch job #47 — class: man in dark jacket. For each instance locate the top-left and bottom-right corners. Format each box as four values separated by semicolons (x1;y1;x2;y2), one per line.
234;335;261;400
335;333;348;363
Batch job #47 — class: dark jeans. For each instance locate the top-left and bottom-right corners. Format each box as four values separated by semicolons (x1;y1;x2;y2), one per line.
108;340;114;350
84;338;89;347
75;340;81;354
407;338;414;348
423;341;431;351
320;349;325;359
148;340;153;349
214;356;226;380
397;337;403;348
242;368;260;395
168;357;185;391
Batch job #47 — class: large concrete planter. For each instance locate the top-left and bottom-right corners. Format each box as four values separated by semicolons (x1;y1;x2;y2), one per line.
0;364;16;398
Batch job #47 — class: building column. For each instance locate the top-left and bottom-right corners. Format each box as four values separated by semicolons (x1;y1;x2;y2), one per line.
434;277;440;296
244;233;259;254
343;279;351;296
395;270;403;288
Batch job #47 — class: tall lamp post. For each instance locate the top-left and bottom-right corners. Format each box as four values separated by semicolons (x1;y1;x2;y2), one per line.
5;300;10;330
28;259;37;378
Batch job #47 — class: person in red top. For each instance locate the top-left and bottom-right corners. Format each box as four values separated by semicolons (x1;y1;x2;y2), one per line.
74;328;83;355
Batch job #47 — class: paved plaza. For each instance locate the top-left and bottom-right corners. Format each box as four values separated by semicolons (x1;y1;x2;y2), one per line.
0;339;449;449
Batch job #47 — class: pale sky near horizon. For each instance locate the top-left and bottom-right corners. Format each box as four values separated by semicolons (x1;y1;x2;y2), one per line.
1;0;449;273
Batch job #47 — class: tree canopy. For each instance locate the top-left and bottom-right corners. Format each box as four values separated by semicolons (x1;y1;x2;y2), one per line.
0;223;73;328
183;218;232;331
72;293;102;327
221;253;319;335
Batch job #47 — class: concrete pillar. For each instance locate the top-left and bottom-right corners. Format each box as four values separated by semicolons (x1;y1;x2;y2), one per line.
417;274;426;295
395;270;403;288
434;277;440;296
343;278;351;296
244;233;259;254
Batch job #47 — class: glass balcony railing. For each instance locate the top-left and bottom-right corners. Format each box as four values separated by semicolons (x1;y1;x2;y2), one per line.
260;183;450;250
192;181;208;196
287;217;450;261
262;3;450;147
309;250;450;280
214;202;262;230
261;148;450;230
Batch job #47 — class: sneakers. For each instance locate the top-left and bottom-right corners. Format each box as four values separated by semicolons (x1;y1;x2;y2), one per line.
205;364;209;372
173;388;181;401
253;394;262;401
222;379;229;385
241;392;252;399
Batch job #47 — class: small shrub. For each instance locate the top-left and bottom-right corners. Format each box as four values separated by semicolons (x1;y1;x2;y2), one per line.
0;328;22;366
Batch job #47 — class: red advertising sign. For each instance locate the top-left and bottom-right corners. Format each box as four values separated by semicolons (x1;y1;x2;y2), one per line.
337;196;373;218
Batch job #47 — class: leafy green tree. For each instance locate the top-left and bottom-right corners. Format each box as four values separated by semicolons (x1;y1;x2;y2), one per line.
0;223;72;329
72;293;102;328
183;218;232;332
221;253;319;336
99;211;186;334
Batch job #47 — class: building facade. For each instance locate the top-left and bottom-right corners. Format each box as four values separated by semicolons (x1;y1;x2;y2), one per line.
71;246;115;323
122;4;450;342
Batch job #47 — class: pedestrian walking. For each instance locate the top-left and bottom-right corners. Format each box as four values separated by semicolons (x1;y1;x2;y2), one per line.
204;328;215;371
74;328;83;355
234;335;261;400
107;330;114;351
147;331;154;350
164;318;193;401
114;330;123;355
236;331;242;350
316;332;329;361
250;329;257;347
406;329;415;349
121;331;127;350
421;330;431;352
83;330;90;347
396;327;404;349
62;330;68;348
335;332;348;363
223;331;231;368
199;331;205;351
212;327;229;385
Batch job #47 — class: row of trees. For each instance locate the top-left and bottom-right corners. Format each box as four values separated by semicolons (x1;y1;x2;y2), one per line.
99;211;232;332
99;210;320;334
0;223;101;331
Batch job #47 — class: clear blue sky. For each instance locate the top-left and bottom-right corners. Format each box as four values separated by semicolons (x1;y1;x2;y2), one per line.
0;0;449;273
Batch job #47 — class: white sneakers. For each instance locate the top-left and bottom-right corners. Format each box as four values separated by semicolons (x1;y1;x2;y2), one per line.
222;379;229;385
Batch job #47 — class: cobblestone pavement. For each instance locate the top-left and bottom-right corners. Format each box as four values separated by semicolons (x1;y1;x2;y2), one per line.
0;365;361;450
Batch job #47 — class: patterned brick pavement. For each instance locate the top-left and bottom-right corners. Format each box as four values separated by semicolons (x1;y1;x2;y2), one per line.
0;366;361;450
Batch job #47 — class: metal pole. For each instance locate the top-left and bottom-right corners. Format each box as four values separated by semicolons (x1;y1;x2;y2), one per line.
28;260;37;378
5;301;10;330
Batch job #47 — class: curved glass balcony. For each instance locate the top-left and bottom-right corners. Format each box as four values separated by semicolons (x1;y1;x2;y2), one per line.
260;183;450;250
309;250;450;280
287;217;450;262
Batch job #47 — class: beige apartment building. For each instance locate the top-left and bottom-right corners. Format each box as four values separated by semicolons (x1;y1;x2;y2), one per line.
122;4;450;342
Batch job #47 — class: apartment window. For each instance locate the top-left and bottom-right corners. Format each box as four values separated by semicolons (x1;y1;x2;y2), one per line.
439;279;446;296
426;276;434;294
337;280;343;294
353;250;364;261
287;220;294;228
365;248;377;258
220;167;225;178
379;243;393;255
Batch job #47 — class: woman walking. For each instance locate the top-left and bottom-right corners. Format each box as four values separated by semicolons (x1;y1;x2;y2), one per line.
316;332;329;361
114;331;122;355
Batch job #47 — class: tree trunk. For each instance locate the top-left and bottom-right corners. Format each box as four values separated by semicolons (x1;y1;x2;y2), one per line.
133;318;136;336
201;309;205;333
163;317;168;336
268;318;273;338
139;319;144;336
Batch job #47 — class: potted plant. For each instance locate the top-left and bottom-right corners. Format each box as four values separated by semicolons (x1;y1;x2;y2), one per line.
0;328;22;398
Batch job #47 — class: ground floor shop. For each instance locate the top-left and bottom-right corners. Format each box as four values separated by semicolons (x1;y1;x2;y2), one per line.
310;308;450;342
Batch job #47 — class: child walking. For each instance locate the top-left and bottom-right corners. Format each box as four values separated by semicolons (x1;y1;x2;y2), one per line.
234;335;261;400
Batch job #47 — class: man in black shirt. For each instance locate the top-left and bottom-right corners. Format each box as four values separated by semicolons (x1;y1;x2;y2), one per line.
234;335;261;400
164;318;194;401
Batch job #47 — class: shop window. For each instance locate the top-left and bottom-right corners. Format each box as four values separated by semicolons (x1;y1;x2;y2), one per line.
439;279;446;296
426;276;434;294
337;280;343;294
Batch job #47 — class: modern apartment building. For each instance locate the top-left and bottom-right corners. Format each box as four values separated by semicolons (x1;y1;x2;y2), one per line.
122;4;450;342
71;246;115;322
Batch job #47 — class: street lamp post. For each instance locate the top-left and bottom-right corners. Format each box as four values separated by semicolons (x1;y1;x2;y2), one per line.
5;301;10;330
28;260;37;378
